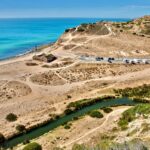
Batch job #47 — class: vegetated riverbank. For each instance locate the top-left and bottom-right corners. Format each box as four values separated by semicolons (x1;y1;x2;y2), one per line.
1;97;139;149
114;84;150;103
118;103;150;130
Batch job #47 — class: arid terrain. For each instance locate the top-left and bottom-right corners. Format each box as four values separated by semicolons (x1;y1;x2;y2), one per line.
0;16;150;150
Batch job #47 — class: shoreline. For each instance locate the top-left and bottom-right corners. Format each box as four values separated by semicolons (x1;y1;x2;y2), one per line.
0;42;55;64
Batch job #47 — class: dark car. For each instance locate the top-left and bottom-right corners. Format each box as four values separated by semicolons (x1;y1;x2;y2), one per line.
108;57;115;61
125;60;130;64
96;57;104;61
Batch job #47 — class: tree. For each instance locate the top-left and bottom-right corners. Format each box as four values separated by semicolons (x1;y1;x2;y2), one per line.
6;113;17;122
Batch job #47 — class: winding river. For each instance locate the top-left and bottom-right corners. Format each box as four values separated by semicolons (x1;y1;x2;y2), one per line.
3;97;139;149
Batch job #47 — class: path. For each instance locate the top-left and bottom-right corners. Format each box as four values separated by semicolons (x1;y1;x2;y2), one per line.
61;107;128;148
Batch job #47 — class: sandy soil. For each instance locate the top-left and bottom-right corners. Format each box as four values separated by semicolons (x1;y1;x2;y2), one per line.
0;21;150;149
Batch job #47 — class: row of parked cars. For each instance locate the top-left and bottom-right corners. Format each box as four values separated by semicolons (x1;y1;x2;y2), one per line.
123;59;150;64
80;55;150;64
96;57;115;63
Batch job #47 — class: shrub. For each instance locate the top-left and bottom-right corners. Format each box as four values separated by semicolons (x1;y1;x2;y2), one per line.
89;110;103;118
101;107;113;113
23;139;30;145
73;116;79;121
6;113;17;122
16;124;26;133
67;95;72;99
77;27;85;32
0;133;5;144
23;142;42;150
64;124;71;129
64;123;72;129
64;108;74;115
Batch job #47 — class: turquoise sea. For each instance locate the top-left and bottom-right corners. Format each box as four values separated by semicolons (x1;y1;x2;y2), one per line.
0;18;130;60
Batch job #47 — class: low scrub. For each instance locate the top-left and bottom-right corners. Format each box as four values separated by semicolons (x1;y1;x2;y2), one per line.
6;113;17;122
23;142;42;150
72;139;148;150
64;123;72;130
101;107;113;113
114;84;150;98
89;110;103;118
16;124;26;133
66;96;115;111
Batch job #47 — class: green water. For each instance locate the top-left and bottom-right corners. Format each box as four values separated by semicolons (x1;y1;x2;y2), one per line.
2;97;138;149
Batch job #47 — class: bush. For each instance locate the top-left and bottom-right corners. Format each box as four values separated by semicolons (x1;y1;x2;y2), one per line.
89;110;103;118
64;124;71;129
101;107;113;113
64;108;74;115
16;124;26;133
64;123;72;129
0;133;5;144
23;139;30;145
23;142;42;150
6;113;17;122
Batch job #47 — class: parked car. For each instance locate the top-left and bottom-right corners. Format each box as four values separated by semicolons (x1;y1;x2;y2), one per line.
125;60;130;64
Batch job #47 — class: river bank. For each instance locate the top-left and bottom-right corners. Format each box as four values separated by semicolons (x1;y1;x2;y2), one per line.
2;97;140;149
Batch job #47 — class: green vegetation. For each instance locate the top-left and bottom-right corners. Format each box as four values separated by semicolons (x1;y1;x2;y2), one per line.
72;139;148;150
6;113;17;122
0;133;5;144
23;142;42;150
101;107;113;113
72;144;86;150
64;123;72;130
77;27;85;32
118;104;150;130
89;110;103;118
66;96;115;112
114;84;150;99
16;124;26;133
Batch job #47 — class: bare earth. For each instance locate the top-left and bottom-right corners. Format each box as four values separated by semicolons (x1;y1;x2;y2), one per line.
1;18;150;149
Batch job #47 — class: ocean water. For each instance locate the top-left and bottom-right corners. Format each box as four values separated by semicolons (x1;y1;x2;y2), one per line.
0;18;130;60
